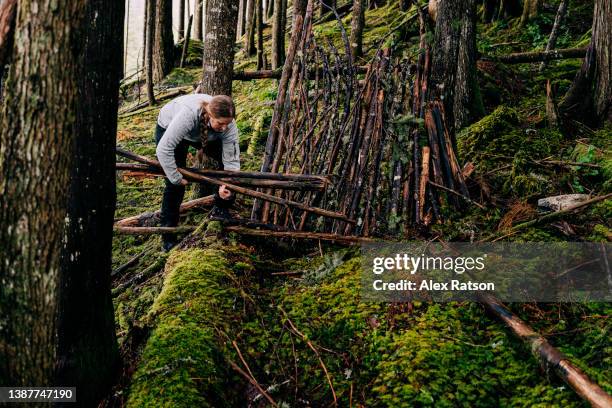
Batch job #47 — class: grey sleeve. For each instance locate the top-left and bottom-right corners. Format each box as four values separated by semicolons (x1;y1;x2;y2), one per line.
221;121;240;171
156;108;197;184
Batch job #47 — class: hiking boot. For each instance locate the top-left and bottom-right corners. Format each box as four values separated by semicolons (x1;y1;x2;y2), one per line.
209;205;232;220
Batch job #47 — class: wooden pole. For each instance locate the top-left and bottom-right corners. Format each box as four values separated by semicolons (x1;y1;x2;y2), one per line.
481;294;612;408
116;148;353;223
485;47;587;64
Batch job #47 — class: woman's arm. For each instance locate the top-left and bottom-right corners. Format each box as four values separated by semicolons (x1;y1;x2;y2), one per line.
221;121;240;171
156;108;198;184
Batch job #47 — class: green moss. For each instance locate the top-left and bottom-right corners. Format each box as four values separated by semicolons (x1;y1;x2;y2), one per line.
127;247;253;407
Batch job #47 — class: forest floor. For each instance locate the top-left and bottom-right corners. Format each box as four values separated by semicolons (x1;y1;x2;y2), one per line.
108;1;610;406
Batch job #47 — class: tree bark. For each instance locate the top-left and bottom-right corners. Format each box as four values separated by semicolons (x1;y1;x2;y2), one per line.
201;0;239;95
55;0;124;404
256;0;265;69
272;0;286;68
0;0;16;84
0;0;86;387
146;0;156;105
194;0;204;40
153;0;174;82
430;0;483;135
519;0;540;27
238;0;246;38
267;0;275;20
350;0;365;60
560;0;611;126
246;0;257;55
178;0;185;40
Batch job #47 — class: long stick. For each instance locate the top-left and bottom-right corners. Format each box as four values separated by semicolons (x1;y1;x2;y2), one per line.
223;226;375;244
480;294;612;408
114;195;215;227
116;163;327;190
113;225;196;235
116;148;353;223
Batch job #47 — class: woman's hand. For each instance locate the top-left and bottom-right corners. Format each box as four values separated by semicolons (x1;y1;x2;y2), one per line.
218;184;232;200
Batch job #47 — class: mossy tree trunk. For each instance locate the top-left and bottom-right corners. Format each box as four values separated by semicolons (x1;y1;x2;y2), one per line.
560;0;611;126
272;0;286;68
55;0;124;404
0;0;86;387
195;0;204;40
153;0;174;82
430;0;483;136
350;0;365;60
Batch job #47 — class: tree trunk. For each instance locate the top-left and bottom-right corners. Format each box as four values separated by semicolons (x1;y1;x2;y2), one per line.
293;0;308;27
0;0;17;85
483;0;497;23
0;0;86;387
195;0;204;40
55;0;124;404
201;0;239;95
430;0;483;135
519;0;540;27
142;0;149;70
560;0;611;126
146;0;156;105
153;0;174;82
178;0;185;40
539;0;569;72
350;0;365;59
238;0;246;38
272;0;286;68
267;0;275;20
256;0;265;69
246;0;257;55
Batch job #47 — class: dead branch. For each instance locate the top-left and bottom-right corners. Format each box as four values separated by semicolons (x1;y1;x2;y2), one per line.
114;195;215;227
113;225;196;235
480;294;612;408
484;47;587;64
116;148;353;224
231;341;278;407
223;226;376;244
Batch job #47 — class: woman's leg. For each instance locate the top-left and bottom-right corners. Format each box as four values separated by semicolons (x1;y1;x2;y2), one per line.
155;125;189;246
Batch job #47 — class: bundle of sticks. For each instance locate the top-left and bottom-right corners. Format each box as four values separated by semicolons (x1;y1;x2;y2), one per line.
249;0;473;237
115;147;353;224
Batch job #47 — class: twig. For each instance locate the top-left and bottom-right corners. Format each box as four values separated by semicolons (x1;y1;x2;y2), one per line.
228;355;278;407
280;307;338;405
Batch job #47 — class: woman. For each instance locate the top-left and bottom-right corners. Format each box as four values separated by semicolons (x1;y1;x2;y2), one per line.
155;93;240;251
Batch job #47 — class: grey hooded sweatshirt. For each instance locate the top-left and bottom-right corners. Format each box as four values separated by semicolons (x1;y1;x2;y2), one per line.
156;93;240;185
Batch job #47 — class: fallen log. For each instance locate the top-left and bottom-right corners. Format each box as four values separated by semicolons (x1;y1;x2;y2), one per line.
480;294;612;408
113;225;196;235
116;163;327;190
114;195;215;227
483;47;587;64
116;148;354;224
223;226;376;244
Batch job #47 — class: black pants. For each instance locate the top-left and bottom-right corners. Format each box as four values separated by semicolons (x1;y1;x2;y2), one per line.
154;124;235;243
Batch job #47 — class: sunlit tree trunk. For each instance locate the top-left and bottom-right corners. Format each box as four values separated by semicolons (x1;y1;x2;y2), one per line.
194;0;204;40
350;0;365;59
